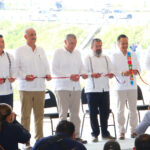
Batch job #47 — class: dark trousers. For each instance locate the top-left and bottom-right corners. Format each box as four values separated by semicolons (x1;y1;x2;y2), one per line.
86;92;110;137
0;94;13;107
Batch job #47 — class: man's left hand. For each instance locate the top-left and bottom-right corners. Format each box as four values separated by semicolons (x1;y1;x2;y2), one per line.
0;78;5;84
70;74;80;82
8;77;15;83
45;75;52;81
81;74;88;79
107;73;114;79
133;70;138;75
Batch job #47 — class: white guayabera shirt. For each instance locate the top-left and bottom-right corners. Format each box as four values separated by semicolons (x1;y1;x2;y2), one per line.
145;49;150;85
0;52;16;95
111;51;141;91
51;47;85;91
83;53;114;93
15;45;50;91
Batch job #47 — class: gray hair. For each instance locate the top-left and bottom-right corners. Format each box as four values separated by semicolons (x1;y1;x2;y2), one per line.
65;34;76;41
91;38;102;47
24;28;36;36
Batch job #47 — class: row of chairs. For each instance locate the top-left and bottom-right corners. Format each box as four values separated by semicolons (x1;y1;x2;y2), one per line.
44;85;149;137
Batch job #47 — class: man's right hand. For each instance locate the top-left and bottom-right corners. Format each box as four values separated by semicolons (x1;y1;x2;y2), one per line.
25;75;35;81
122;71;130;76
91;73;101;78
0;78;5;84
70;74;80;82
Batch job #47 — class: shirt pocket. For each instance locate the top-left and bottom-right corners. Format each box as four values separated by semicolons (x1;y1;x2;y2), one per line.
35;53;47;76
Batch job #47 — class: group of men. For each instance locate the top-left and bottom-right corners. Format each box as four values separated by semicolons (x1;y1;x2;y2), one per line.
0;27;148;147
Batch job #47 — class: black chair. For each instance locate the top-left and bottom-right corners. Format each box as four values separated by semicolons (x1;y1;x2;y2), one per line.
136;85;149;122
44;89;70;135
126;85;149;131
44;89;59;135
80;88;117;138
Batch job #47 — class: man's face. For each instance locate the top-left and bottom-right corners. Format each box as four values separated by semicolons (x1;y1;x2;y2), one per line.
118;37;128;52
0;37;5;53
91;41;102;56
25;29;36;45
65;37;77;53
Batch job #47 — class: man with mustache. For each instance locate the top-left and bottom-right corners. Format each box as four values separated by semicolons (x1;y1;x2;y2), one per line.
0;34;16;107
83;38;115;142
15;28;51;148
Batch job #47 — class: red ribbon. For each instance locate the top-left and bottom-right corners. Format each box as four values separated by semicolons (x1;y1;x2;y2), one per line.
137;71;150;86
35;76;71;79
5;71;148;86
104;74;125;84
0;74;127;85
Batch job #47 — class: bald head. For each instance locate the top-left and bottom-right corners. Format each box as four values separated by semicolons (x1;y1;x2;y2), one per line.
65;34;76;41
24;28;36;36
24;28;36;46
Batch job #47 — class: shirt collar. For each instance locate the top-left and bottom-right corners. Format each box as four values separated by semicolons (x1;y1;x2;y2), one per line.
117;49;128;57
26;44;37;52
55;132;71;138
0;50;5;56
63;47;75;54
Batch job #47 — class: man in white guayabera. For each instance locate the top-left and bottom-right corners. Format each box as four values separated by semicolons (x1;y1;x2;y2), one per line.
15;28;51;148
0;34;16;107
83;38;115;142
111;34;141;140
51;34;88;144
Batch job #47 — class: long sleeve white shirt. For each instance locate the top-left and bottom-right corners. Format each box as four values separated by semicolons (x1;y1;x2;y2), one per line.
15;45;50;91
51;48;85;91
111;50;141;91
0;51;16;95
145;49;150;83
83;53;114;93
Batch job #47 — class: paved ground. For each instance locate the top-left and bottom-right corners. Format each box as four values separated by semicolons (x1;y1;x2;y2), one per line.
15;84;150;149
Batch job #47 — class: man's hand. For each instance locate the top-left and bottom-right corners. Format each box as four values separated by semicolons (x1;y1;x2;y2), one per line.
70;74;80;82
107;73;114;79
25;75;35;81
0;78;5;84
133;70;138;75
8;77;15;83
45;75;52;81
91;73;101;78
7;112;16;123
122;71;130;76
81;74;88;79
11;112;16;122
